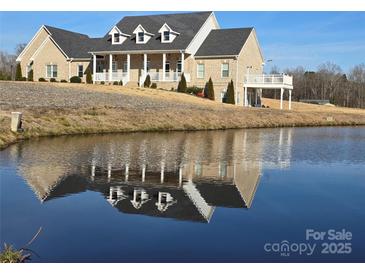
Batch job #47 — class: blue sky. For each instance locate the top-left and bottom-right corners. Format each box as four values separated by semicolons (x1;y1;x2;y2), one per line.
0;11;364;73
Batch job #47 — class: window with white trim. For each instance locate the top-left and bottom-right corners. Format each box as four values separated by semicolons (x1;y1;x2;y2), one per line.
78;65;83;77
46;64;57;78
163;31;170;42
197;64;205;79
138;32;144;43
113;33;120;43
221;63;229;78
123;61;128;72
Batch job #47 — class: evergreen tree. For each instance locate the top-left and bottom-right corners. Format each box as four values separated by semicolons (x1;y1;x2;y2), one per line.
86;69;92;84
144;74;151;88
207;77;215;100
15;63;22;81
203;82;209;98
226;80;235;104
177;73;187;92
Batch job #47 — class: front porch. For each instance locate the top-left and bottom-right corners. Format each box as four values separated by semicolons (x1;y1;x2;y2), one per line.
92;52;190;86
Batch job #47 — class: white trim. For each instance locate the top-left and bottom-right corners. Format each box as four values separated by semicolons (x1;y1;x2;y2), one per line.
47;35;69;59
108;25;130;37
158;23;180;35
29;36;50;61
194;55;237;59
221;63;229;78
197;63;205;79
89;49;183;54
16;25;48;62
186;12;219;55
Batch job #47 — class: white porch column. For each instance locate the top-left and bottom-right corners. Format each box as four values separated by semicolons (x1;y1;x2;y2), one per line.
109;54;113;82
143;53;147;76
127;54;130;81
162;53;166;81
280;88;284;110
181;52;184;73
289;89;292;110
92;54;96;84
244;86;248;107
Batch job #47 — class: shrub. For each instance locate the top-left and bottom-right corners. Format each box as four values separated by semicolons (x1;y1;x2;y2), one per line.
226;80;235;104
38;77;47;82
177;73;187;93
100;81;105;85
60;79;67;83
151;83;157;89
50;78;57;82
207;77;215;100
143;74;151;88
70;76;81;83
119;80;123;86
21;77;27;81
113;81;119;85
15;63;22;81
186;86;202;95
86;69;92;84
27;70;33;81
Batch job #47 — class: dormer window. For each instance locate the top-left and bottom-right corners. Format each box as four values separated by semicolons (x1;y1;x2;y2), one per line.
133;24;154;44
108;26;130;45
163;31;170;42
113;33;120;43
138;32;144;43
158;23;179;43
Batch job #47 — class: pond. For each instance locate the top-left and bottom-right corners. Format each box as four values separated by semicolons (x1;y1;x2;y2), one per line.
0;127;364;262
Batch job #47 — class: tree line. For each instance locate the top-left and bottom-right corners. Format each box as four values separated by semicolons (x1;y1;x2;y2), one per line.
266;62;365;109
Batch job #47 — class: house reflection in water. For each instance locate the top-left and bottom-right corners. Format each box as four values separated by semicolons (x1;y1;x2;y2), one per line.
15;128;293;223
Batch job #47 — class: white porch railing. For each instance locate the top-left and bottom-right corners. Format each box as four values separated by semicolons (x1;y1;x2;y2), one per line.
244;74;293;86
139;72;190;86
95;71;129;84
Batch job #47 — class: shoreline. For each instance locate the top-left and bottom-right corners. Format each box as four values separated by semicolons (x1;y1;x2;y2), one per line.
1;82;365;150
1;107;364;151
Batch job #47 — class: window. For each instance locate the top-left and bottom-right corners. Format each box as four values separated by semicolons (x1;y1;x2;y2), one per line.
112;61;118;72
46;64;57;78
123;61;128;72
176;60;182;73
197;64;205;79
165;61;170;76
221;63;229;78
147;60;151;72
78;65;83;77
113;33;120;43
138;32;144;42
163;31;170;41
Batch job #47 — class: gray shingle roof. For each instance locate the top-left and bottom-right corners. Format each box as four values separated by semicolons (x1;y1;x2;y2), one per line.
90;11;213;52
45;25;96;59
195;28;253;57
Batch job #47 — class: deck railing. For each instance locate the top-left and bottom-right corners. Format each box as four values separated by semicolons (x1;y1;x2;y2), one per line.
95;71;129;83
244;74;293;86
139;72;191;86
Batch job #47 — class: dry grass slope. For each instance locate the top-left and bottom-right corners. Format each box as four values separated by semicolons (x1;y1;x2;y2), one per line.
1;81;364;150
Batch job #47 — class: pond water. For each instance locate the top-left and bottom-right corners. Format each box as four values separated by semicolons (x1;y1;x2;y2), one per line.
0;127;365;262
